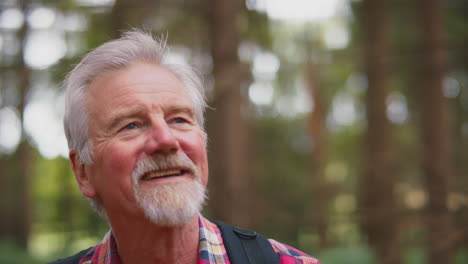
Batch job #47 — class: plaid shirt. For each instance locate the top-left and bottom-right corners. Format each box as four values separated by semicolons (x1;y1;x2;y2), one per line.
77;215;321;264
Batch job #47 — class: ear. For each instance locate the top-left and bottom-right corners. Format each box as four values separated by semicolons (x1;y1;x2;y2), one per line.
69;150;97;198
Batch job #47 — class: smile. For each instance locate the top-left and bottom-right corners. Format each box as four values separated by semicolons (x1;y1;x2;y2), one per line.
141;169;187;180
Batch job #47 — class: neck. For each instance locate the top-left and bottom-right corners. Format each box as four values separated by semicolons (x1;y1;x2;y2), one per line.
109;214;200;264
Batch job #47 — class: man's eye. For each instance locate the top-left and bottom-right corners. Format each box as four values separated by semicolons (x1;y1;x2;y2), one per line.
172;118;188;124
124;123;138;130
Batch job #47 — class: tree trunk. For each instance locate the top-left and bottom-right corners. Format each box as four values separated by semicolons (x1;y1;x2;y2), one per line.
359;0;401;263
110;0;159;38
0;0;34;249
305;61;330;248
418;0;454;263
206;0;252;228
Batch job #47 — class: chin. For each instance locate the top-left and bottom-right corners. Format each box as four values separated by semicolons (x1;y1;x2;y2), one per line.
135;179;207;226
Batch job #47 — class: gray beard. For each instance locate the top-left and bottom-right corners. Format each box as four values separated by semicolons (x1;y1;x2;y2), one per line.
132;154;207;226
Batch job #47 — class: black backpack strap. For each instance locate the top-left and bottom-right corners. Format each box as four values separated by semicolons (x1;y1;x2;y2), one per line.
48;247;92;264
215;221;280;264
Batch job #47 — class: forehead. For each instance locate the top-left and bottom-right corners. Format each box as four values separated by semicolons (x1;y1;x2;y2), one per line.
86;62;193;109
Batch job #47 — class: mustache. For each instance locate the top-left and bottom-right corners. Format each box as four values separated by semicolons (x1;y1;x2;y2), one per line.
132;153;197;181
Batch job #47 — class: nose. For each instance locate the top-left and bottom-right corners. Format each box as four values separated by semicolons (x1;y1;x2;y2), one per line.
145;119;179;155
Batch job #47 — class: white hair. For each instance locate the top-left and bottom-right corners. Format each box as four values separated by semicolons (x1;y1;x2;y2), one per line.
63;30;207;165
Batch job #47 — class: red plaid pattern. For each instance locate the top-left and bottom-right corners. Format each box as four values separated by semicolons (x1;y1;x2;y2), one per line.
77;215;321;264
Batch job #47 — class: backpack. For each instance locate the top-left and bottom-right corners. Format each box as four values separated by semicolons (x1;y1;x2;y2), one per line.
49;222;280;264
214;221;280;264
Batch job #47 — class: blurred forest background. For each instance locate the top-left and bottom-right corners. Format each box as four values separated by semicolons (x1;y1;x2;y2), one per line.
0;0;467;263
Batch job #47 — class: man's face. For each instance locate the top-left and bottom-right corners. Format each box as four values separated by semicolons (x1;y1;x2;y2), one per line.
78;62;208;225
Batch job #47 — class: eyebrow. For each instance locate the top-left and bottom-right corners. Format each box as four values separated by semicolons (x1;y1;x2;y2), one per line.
105;106;147;132
165;105;195;118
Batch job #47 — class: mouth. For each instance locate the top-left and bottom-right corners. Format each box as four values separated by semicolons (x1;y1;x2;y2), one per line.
141;168;190;181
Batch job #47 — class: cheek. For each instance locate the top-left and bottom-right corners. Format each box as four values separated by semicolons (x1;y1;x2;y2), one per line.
182;133;209;185
101;141;141;176
200;151;209;186
94;142;143;207
108;152;133;173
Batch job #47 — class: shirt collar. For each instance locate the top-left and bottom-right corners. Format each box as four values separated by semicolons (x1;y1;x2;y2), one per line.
79;215;230;264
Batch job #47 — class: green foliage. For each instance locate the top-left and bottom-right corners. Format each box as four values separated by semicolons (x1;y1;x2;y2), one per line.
31;155;108;259
455;248;468;264
446;0;468;74
318;246;468;264
317;245;376;264
242;9;273;49
0;240;41;264
404;247;427;264
254;116;313;246
40;0;77;10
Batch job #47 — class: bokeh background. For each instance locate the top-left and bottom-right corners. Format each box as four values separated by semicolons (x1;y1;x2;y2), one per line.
0;0;467;263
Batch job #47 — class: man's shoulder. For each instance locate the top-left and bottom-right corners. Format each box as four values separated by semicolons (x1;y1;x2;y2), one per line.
210;219;321;264
268;239;322;264
48;247;92;264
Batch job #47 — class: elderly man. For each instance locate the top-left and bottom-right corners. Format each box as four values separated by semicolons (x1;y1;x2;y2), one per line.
51;30;321;264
